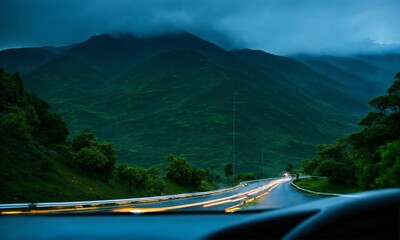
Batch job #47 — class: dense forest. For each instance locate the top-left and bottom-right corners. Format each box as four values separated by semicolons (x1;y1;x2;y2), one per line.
302;73;400;189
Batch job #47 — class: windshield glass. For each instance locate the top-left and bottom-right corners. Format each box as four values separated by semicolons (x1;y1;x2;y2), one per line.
1;0;399;216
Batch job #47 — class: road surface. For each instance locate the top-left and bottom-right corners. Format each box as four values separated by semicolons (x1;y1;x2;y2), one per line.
0;177;324;215
242;180;322;210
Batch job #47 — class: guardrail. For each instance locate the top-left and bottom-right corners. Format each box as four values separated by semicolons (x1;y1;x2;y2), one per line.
0;177;283;210
0;183;244;210
290;180;357;198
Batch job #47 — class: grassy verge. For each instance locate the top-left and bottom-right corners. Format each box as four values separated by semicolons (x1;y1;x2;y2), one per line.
294;178;362;194
162;179;196;195
0;137;218;203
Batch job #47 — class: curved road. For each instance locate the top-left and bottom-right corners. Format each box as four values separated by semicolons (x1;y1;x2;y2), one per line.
0;177;324;215
110;177;323;213
242;180;322;210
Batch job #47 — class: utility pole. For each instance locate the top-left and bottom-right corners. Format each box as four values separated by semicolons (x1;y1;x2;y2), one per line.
232;92;236;183
261;152;264;179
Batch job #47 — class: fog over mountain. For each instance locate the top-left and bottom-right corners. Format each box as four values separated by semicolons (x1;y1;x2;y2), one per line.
1;0;399;54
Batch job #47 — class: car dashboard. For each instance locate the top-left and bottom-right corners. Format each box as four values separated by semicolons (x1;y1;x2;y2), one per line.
1;189;399;239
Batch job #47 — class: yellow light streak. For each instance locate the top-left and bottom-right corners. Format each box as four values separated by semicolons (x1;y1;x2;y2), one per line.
245;198;255;204
1;211;23;215
203;196;247;208
1;178;290;215
225;207;241;213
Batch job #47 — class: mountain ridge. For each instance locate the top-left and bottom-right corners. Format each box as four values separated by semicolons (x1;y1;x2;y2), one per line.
1;31;398;176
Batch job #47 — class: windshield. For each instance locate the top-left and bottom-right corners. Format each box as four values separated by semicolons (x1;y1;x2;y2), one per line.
1;0;399;217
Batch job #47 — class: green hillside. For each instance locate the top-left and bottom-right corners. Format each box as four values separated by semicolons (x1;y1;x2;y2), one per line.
0;47;57;75
0;135;192;203
32;48;359;176
302;60;384;102
1;32;395;177
294;54;397;88
231;49;372;114
0;70;195;203
27;54;109;98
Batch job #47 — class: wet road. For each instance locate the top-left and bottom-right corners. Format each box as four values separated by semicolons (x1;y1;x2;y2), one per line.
242;180;323;210
0;177;322;215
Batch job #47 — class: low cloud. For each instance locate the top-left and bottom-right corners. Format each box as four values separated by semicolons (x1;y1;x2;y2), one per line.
1;0;399;54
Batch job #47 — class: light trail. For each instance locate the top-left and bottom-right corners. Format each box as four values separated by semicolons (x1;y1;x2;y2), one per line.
113;178;290;214
1;178;290;215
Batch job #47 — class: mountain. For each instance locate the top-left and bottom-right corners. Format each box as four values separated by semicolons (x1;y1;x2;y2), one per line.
26;54;109;99
0;47;58;75
231;49;368;113
80;49;356;172
1;32;397;176
299;60;384;102
353;53;400;78
294;54;398;89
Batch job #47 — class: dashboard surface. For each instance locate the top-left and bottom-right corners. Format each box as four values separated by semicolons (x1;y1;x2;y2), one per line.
1;189;399;239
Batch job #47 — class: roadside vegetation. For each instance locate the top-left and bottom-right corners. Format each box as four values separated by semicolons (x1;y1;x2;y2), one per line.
299;73;400;192
0;69;216;203
294;178;362;194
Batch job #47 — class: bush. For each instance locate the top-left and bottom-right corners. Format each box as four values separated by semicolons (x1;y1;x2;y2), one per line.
0;107;32;143
317;160;352;184
75;147;107;176
166;154;193;186
71;130;117;181
374;140;400;188
166;154;210;190
236;172;256;182
118;163;165;194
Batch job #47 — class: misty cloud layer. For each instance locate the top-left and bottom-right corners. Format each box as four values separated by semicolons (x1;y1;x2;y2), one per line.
1;0;399;54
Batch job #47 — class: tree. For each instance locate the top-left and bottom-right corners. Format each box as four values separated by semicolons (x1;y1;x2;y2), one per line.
75;147;107;177
236;172;256;182
317;160;352;184
98;142;118;180
166;154;193;186
358;112;384;127
146;174;165;195
191;168;207;188
316;141;348;162
0;107;32;143
286;162;294;174
387;73;400;94
374;140;400;188
118;163;143;193
368;96;391;115
71;129;97;152
302;73;400;189
225;163;233;183
118;163;165;194
36;112;69;146
71;130;117;181
27;92;50;117
302;158;319;178
165;154;210;190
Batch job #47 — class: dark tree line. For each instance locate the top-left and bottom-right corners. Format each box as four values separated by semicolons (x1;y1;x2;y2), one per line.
117;163;164;194
302;73;400;188
166;154;213;191
0;69;68;147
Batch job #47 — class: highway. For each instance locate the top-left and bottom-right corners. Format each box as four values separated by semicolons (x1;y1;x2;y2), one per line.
0;177;323;215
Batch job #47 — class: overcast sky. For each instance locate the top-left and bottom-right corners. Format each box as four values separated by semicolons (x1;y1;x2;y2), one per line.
1;0;399;55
